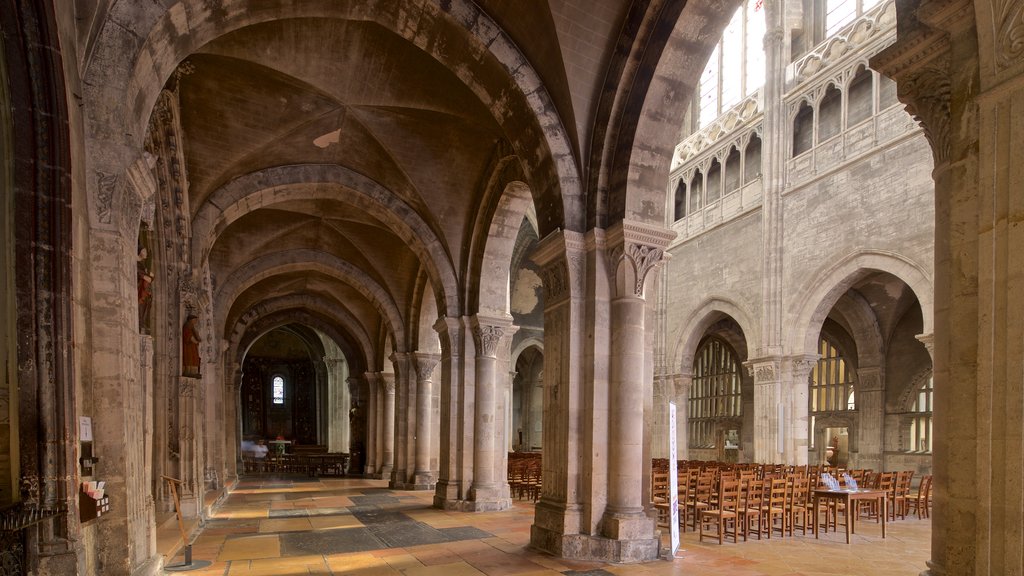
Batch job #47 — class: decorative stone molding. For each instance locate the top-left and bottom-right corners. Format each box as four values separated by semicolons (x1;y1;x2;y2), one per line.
94;171;119;225
532;229;585;303
605;220;676;298
899;59;952;163
433;316;461;357
472;324;505;358
413;353;440;381
381;374;396;394
791;0;896;83
995;1;1024;71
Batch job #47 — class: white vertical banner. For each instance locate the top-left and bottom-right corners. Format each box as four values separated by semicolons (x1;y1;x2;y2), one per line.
668;402;680;557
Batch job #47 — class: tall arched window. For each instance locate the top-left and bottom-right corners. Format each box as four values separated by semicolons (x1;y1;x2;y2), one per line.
688;337;742;448
910;375;933;453
698;0;766;127
826;0;885;37
809;335;855;446
272;375;286;405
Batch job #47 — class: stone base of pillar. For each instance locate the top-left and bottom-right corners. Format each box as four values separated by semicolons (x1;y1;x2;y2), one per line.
466;483;511;512
433;480;461;509
920;560;945;576
130;553;163;576
391;480;436;491
529;526;660;564
37;551;79;576
379;465;393;481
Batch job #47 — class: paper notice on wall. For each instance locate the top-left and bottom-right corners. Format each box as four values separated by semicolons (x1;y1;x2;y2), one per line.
79;416;93;442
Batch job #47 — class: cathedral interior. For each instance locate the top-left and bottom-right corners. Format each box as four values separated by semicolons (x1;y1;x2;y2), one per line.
1;0;1023;574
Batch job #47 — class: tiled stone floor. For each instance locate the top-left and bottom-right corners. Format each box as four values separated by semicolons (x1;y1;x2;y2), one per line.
164;476;930;575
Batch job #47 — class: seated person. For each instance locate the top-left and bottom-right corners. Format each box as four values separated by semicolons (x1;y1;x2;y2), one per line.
253;440;269;460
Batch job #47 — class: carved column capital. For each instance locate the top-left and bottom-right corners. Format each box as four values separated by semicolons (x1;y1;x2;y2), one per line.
916;332;935;362
470;315;515;358
605;220;675;298
532;229;586;303
380;373;396;394
744;357;782;386
433;316;462;357
412;352;441;381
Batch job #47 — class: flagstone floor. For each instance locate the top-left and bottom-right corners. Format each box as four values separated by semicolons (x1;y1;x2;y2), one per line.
163;476;930;575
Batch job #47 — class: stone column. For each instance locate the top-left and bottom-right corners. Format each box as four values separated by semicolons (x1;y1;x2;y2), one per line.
413;353;440;487
529;229;589;557
467;315;514;511
854;366;884;471
364;372;378;475
651;374;673;459
746;358;782;464
224;364;242;486
782;355;815;466
389;352;412;487
600;221;673;562
324;357;350;454
872;2;1024;572
433;317;469;508
379;373;396;480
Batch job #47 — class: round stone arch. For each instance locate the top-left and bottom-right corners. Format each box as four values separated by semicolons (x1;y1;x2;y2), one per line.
226;293;375;373
192;164;460;318
673;297;759;375
471;179;534;317
787;250;933;358
85;0;582;235
231;309;362;374
591;0;738;229
828;290;886;372
213;249;407;351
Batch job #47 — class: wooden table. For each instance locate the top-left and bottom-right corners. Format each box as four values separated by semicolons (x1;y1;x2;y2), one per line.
813;488;887;543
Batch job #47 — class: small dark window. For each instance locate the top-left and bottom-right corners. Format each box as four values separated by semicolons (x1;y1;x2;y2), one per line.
706;159;722;204
673;180;687;221
744;135;762;182
689;172;704;213
818;84;843;141
878;74;898;109
793;102;814;156
724;147;742;196
847;67;873;126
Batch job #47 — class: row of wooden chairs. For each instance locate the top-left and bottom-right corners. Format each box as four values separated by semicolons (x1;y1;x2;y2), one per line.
508;452;542;501
652;465;933;544
242;453;350;476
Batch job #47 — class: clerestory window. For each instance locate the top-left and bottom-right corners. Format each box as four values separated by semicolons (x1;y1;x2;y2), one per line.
697;0;766;128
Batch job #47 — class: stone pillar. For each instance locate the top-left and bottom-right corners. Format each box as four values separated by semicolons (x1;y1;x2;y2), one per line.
224;365;242;486
379;373;396;480
530;229;588;555
324;357;350;453
389;353;412;487
433;317;470;508
364;372;378;475
781;355;814;466
854;366;884;471
746;358;782;464
599;222;672;562
413;352;440;487
872;2;1024;572
466;315;514;511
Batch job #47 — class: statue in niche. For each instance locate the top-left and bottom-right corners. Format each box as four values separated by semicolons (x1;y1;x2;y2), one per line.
182;314;201;378
137;225;154;333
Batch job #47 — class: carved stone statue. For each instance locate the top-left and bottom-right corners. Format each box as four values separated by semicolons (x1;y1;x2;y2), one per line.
137;246;153;333
182;314;201;378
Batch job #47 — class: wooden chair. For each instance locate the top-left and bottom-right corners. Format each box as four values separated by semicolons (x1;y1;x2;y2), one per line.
651;470;671;526
740;479;765;540
700;478;741;544
893;470;914;520
907;474;933;519
786;476;810;536
687;474;715;532
756;478;787;539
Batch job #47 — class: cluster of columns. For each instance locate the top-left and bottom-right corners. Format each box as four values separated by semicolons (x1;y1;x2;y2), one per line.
524;221;674;563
